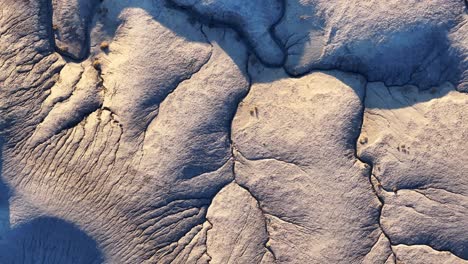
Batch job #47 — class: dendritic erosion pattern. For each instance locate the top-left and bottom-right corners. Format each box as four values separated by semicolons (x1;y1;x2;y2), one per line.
0;0;466;264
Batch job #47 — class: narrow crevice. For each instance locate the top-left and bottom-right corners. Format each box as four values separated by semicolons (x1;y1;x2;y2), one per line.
233;148;308;176
150;45;248;263
281;61;462;95
270;0;288;66
50;0;102;62
353;83;397;263
353;80;468;261
227;54;278;263
164;0;286;68
136;29;214;164
233;179;278;263
204;218;214;263
45;0;57;54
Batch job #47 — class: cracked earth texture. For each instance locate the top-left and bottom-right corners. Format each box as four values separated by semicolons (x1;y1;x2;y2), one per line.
0;0;467;263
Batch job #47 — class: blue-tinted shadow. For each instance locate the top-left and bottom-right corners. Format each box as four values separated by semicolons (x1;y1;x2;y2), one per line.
0;217;103;264
0;138;10;241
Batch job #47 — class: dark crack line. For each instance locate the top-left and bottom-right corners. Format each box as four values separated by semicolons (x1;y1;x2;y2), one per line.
232;180;278;263
227;54;278;263
354;82;397;264
203;218;214;263
393;243;467;256
50;0;102;62
233;148;309;176
165;0;286;68
139;24;213;155
280;61;464;95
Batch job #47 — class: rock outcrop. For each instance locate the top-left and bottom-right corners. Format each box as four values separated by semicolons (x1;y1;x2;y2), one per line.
0;0;466;263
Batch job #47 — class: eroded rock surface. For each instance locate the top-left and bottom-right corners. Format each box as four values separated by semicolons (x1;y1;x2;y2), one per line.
0;0;467;263
358;83;468;259
206;183;273;264
232;65;390;263
275;0;468;91
393;245;467;264
1;0;249;262
52;0;100;60
169;0;285;66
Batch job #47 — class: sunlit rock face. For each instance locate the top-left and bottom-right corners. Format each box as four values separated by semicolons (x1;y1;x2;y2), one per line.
0;0;466;263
